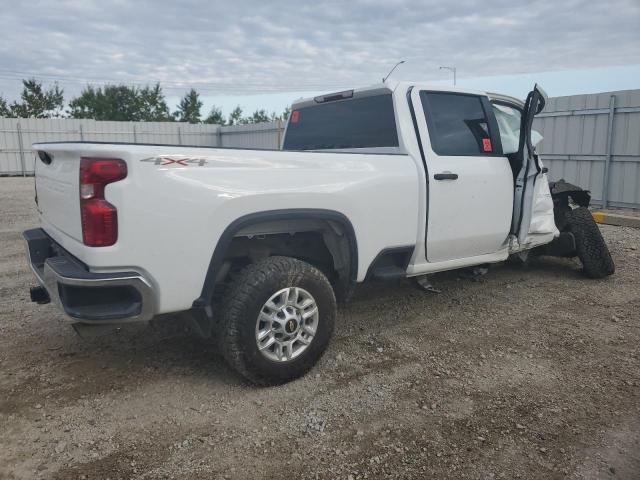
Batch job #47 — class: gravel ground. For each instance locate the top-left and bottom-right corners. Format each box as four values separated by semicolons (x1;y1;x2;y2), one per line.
1;177;639;480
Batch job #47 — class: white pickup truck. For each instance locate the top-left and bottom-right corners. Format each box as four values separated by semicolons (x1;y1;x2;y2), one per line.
24;82;614;384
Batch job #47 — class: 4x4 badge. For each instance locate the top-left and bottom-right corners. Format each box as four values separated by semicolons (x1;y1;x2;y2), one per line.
140;156;208;166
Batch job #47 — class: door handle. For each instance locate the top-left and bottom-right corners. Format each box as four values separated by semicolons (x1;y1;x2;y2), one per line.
434;172;458;180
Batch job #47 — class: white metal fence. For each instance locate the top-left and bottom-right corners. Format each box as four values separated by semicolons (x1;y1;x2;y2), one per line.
218;120;285;149
534;89;640;209
2;89;639;209
0;119;286;175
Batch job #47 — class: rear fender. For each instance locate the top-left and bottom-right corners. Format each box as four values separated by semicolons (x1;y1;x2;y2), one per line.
188;209;358;338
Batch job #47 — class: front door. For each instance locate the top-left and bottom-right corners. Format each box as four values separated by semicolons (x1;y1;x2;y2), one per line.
411;88;514;262
511;84;548;243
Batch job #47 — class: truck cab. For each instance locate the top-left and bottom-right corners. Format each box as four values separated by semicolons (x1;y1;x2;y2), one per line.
284;82;557;274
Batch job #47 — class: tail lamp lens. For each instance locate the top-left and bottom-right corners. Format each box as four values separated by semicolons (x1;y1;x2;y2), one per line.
79;158;127;246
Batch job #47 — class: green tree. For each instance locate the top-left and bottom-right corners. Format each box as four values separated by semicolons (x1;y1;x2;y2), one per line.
204;105;225;125
138;83;173;121
174;88;202;123
68;85;142;121
10;79;64;118
0;96;10;117
68;83;173;121
227;105;242;125
266;106;291;122
227;105;244;126
244;109;271;124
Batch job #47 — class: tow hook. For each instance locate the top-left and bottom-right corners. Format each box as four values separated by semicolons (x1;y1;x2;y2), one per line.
29;286;50;304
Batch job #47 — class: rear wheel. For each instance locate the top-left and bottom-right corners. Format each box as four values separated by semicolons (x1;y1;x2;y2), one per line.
218;256;336;385
564;207;615;278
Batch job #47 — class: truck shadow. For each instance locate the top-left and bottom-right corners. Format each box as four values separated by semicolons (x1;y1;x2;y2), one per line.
2;253;591;418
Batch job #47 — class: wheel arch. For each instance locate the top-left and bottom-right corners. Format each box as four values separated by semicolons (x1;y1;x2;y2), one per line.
192;209;359;312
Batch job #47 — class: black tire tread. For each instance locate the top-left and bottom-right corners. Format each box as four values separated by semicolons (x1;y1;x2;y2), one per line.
218;256;335;385
565;207;615;278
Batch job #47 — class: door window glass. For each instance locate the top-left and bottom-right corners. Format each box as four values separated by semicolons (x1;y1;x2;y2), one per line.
420;92;492;156
492;103;522;154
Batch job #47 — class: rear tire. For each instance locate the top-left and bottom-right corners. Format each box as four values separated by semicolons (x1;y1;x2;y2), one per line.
218;256;336;385
564;207;615;278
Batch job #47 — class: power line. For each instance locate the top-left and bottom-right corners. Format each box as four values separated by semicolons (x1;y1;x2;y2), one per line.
0;68;354;94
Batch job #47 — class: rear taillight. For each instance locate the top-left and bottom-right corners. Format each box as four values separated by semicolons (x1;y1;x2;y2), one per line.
79;158;127;247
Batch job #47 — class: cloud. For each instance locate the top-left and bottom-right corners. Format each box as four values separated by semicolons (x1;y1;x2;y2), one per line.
0;0;638;100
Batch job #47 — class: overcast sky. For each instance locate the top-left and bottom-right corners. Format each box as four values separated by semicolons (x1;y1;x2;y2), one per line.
1;0;639;115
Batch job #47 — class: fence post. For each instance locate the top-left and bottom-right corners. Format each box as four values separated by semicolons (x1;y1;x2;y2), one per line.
602;95;616;208
276;119;283;150
132;124;138;143
217;125;222;147
16;121;26;177
79;124;84;141
178;126;182;145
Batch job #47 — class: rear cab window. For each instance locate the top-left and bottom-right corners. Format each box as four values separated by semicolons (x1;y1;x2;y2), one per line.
420;91;501;156
283;92;399;151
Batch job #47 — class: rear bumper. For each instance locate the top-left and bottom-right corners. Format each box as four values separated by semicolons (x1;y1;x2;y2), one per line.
23;228;155;324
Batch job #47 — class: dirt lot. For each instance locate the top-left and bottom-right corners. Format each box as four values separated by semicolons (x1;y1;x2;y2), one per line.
1;177;639;480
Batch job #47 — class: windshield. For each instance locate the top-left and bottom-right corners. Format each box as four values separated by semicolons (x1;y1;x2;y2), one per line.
283;94;399;150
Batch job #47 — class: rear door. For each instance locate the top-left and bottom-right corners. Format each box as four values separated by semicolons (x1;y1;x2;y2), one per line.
510;84;548;243
410;88;514;262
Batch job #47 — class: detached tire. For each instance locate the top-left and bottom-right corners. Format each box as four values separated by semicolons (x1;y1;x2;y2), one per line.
565;207;615;278
219;256;336;386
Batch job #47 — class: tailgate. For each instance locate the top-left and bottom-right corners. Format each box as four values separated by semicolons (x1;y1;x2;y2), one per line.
34;147;83;242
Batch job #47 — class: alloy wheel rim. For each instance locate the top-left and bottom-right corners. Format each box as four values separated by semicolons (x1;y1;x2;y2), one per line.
255;287;319;362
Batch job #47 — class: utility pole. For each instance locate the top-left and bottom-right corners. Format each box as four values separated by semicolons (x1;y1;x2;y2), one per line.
439;66;457;86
